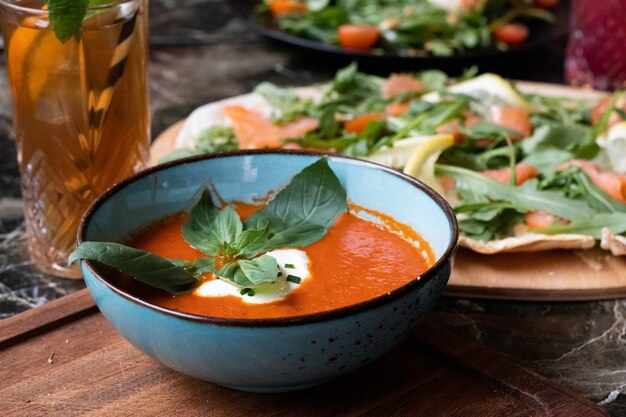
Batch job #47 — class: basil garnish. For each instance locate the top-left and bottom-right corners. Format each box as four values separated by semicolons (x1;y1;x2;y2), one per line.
70;157;347;293
67;242;203;294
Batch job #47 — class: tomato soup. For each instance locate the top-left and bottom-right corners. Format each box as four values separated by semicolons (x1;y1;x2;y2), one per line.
110;207;433;319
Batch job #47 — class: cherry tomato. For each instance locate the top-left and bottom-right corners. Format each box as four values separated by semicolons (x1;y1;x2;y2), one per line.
493;23;530;45
344;113;386;134
268;0;307;17
337;24;380;50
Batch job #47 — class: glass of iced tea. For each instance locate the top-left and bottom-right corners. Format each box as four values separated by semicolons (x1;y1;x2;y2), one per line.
0;0;150;278
565;0;626;90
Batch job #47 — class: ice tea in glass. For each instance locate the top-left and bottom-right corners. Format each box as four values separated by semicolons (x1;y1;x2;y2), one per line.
0;0;150;277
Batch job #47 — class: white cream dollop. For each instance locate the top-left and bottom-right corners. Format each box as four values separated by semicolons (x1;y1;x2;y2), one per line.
193;249;311;304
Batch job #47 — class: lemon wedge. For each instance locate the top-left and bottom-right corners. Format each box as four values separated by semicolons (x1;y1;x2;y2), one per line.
447;73;530;110
363;134;454;194
7;21;67;106
401;134;454;194
596;121;626;173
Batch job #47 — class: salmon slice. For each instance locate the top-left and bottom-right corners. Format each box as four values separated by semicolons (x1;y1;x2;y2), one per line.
488;105;532;138
590;96;626;128
344;113;386;134
279;117;319;139
224;106;318;149
381;74;423;99
439;175;456;192
435;112;481;143
559;159;626;203
524;210;569;228
482;163;538;185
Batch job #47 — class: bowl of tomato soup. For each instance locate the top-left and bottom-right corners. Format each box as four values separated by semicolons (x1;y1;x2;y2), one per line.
77;150;458;392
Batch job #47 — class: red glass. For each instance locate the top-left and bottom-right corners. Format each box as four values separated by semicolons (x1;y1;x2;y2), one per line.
565;0;626;90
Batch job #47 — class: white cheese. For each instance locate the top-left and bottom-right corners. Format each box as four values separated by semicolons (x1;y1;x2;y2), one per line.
193;249;311;304
596;122;626;174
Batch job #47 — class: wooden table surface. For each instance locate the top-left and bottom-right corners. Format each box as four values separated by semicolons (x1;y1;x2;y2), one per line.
0;289;609;417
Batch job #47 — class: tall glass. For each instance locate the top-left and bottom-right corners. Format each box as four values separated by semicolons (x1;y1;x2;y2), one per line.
565;0;626;90
0;0;150;277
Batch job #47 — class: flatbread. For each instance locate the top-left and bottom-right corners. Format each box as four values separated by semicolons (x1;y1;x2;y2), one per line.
600;228;626;256
460;234;596;254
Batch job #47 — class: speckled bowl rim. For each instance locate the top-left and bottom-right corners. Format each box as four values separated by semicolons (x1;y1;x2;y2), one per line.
78;149;459;327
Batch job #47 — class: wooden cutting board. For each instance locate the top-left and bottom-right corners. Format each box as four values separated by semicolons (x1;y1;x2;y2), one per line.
0;289;608;416
150;119;626;301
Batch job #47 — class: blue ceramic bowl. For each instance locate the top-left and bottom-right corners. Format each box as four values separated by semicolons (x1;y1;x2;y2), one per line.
78;150;458;392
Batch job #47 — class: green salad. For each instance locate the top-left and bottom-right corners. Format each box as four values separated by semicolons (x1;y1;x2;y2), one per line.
256;0;558;56
170;64;626;255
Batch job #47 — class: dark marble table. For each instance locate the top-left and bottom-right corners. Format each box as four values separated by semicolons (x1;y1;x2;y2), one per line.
1;1;625;415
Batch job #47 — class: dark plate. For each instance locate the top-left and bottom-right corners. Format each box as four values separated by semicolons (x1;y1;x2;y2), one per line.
226;0;569;71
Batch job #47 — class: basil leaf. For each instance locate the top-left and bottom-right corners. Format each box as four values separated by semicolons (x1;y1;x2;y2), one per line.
192;258;217;274
233;222;271;258
213;206;243;245
238;256;280;285
48;0;89;43
183;189;243;256
69;242;200;294
244;157;347;249
437;164;596;220
215;255;279;288
537;213;626;239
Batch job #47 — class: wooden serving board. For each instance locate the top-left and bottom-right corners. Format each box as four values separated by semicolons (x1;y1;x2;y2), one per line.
150;120;626;301
0;289;608;416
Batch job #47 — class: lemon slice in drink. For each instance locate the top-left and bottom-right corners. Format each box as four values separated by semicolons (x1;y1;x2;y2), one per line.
401;134;455;195
7;21;66;104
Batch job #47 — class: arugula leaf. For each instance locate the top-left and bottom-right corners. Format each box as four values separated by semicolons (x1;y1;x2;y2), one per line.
254;82;312;121
520;125;596;172
245;157;348;249
418;70;448;91
48;0;89;43
539;167;626;214
536;213;626;239
459;208;525;241
195;126;239;153
319;110;341;138
436;164;596;220
69;242;202;294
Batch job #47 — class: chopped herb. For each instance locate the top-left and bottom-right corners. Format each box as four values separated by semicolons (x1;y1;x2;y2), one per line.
277;271;283;277
239;288;255;296
286;275;302;284
284;263;295;269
